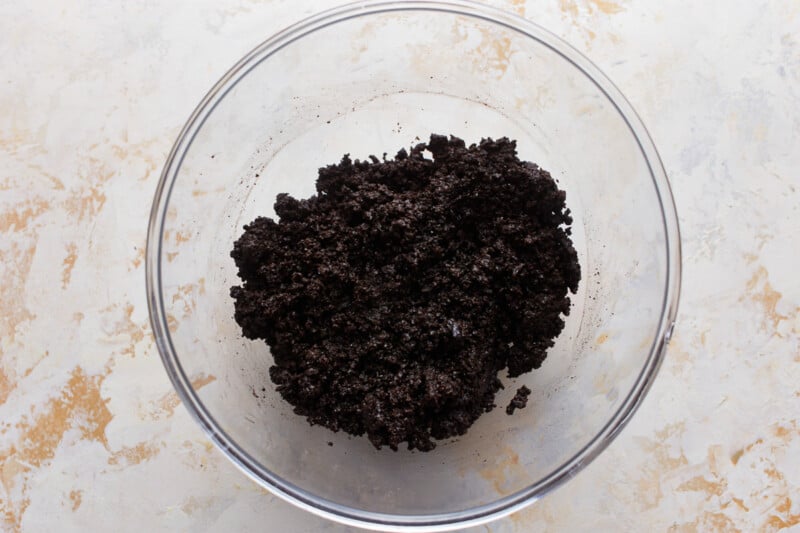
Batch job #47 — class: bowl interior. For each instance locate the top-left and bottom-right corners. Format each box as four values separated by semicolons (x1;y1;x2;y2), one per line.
152;3;675;525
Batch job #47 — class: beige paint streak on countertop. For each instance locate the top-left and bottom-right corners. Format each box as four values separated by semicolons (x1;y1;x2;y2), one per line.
0;200;50;233
0;0;798;532
67;490;82;512
560;0;626;18
107;441;161;467
509;0;525;16
60;243;78;289
478;447;522;495
0;367;112;530
742;266;788;333
588;0;625;15
149;374;217;421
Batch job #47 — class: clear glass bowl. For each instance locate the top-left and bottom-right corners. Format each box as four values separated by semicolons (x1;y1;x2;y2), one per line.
146;1;681;530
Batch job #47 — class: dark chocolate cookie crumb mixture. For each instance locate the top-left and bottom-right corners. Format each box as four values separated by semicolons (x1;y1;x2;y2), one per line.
230;134;580;452
506;386;532;415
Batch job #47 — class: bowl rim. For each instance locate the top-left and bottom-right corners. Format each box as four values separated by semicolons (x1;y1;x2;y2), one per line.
146;0;682;530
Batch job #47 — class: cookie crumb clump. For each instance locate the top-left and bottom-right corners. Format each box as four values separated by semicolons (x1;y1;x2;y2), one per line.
231;134;580;451
506;386;532;415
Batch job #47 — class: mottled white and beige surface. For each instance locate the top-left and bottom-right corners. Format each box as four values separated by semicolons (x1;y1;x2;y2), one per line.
1;0;798;531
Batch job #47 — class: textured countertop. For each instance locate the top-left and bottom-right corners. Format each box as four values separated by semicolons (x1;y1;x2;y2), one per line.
1;0;799;531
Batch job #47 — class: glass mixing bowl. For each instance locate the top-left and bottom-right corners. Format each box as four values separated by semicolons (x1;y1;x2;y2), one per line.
146;1;681;530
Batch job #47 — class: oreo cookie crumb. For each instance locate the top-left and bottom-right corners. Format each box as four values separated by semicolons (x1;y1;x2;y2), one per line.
506;385;532;415
230;134;580;451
